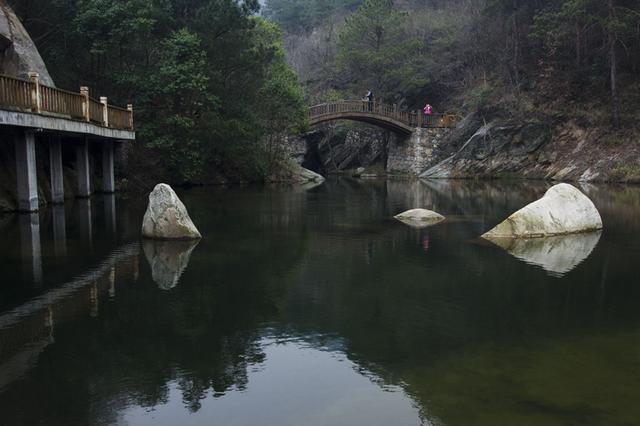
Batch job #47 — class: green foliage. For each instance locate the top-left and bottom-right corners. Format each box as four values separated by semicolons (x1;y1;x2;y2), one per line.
336;0;427;104
265;0;361;33
13;0;307;184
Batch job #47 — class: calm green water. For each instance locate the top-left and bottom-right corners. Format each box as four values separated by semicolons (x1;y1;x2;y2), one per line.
1;179;639;425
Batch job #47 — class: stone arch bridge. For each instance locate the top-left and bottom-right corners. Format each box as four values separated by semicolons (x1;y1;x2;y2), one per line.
307;100;458;175
308;100;457;135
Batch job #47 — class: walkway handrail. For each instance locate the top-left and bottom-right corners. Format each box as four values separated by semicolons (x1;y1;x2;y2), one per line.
0;72;134;131
308;100;458;129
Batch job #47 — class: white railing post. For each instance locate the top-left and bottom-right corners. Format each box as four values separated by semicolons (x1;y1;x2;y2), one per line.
127;104;134;130
28;72;41;113
100;96;109;127
80;87;90;122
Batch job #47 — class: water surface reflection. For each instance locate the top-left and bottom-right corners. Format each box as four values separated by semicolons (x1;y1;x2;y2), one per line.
0;180;639;425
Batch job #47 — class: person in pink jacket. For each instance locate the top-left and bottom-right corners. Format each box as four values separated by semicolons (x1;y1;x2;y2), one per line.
423;103;433;116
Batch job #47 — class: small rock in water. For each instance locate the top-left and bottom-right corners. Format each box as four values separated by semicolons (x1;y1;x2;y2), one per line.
353;167;366;177
298;167;325;183
482;183;602;239
141;183;202;240
394;209;445;228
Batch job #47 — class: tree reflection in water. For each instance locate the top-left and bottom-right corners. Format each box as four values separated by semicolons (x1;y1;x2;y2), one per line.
0;180;639;425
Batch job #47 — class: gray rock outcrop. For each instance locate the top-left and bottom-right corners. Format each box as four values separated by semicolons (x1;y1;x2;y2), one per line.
394;208;445;228
267;159;325;184
141;184;202;240
482;183;603;239
143;240;199;290
0;1;54;85
420;119;551;179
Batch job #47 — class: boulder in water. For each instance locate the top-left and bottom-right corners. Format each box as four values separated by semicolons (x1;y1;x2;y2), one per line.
482;183;602;239
395;209;445;228
353;167;366;177
141;184;202;240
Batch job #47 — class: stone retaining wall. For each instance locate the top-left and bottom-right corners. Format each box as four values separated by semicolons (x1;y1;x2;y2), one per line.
386;128;448;175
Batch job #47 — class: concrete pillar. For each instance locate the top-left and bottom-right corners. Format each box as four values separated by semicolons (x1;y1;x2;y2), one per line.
52;204;67;257
15;130;39;212
90;281;98;318
19;213;42;284
77;198;93;248
104;194;117;237
49;135;64;204
108;267;116;298
76;137;91;197
102;141;115;193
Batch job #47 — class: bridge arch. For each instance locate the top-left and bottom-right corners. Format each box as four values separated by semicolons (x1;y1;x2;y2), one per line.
308;101;457;135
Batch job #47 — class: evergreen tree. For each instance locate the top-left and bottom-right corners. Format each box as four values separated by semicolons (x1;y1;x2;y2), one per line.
336;0;426;105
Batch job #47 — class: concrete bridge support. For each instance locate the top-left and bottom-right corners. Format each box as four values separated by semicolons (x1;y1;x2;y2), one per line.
49;135;64;204
15;130;39;212
102;141;115;193
104;194;117;236
76;138;91;197
52;204;67;257
386;128;447;176
19;213;42;284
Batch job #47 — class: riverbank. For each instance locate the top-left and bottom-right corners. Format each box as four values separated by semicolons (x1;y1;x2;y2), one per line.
419;109;640;183
296;103;640;185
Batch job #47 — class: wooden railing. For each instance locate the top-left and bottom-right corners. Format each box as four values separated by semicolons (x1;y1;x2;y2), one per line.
41;85;85;119
309;100;458;129
0;72;134;131
89;97;104;124
108;104;132;130
0;75;33;110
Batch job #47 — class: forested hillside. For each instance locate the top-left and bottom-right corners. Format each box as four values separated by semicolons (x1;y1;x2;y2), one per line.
9;0;640;184
10;0;307;184
268;0;640;129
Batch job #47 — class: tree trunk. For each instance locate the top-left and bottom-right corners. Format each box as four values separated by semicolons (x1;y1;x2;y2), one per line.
608;0;621;128
575;22;582;69
511;10;520;88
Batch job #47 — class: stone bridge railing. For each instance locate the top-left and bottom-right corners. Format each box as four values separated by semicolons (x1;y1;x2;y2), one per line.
308;100;458;129
0;73;133;130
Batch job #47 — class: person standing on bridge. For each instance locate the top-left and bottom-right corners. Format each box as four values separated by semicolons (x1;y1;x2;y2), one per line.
423;103;434;127
365;90;375;112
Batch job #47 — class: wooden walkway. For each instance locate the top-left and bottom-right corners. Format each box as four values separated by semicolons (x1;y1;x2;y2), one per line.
308;100;457;134
0;72;135;212
0;73;133;130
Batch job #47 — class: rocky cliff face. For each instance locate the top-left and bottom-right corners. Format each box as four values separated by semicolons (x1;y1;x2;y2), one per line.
293;126;393;174
421;113;640;183
421;118;552;178
286;111;640;183
0;0;54;85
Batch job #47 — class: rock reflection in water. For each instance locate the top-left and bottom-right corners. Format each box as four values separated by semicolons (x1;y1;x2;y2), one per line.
143;240;199;290
485;231;602;277
394;215;444;229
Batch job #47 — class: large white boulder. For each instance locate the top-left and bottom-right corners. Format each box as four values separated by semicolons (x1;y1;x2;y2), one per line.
142;184;202;240
482;183;602;239
394;209;445;228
